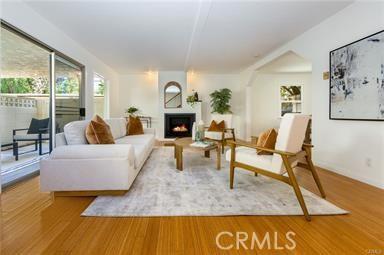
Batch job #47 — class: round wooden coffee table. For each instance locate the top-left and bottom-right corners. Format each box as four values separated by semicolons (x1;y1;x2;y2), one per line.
173;138;221;171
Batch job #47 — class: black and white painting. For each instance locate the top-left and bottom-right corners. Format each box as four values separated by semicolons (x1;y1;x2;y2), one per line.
330;30;384;120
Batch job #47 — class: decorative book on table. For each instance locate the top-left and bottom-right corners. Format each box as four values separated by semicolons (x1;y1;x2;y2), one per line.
191;141;214;148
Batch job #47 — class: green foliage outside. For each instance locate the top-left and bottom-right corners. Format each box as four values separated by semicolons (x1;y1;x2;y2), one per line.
94;81;105;96
210;88;232;114
55;77;79;94
0;78;40;94
1;77;79;95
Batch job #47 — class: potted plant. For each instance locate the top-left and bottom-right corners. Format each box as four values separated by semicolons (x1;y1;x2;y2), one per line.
209;88;232;114
125;106;139;116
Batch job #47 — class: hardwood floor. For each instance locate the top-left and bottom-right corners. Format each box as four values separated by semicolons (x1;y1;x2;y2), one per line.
1;162;384;254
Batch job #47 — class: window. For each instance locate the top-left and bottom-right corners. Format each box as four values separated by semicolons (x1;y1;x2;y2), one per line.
279;85;302;117
93;74;105;117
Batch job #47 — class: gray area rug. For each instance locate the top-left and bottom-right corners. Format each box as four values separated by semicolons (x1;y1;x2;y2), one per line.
82;147;348;217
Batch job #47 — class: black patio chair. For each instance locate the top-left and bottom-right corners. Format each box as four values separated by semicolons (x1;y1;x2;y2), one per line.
13;118;50;161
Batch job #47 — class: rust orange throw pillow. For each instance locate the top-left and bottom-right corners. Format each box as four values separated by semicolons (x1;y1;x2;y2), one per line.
208;120;225;132
127;116;144;135
256;128;277;155
86;115;115;144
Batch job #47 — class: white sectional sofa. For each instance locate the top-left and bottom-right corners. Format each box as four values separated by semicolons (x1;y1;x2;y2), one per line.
40;118;155;195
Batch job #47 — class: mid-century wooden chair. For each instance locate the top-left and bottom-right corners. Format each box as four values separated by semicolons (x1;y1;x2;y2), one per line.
205;114;235;154
226;114;325;221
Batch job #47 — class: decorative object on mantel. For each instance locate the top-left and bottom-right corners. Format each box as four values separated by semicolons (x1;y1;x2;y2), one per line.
210;88;232;114
125;106;139;116
186;89;201;107
330;30;384;121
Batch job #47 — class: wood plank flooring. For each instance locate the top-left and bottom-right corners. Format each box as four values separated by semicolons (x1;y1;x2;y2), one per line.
1;161;384;254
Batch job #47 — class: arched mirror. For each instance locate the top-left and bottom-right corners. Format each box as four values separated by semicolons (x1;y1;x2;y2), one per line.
164;82;182;108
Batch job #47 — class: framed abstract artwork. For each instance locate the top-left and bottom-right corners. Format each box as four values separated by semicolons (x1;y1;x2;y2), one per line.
329;30;384;121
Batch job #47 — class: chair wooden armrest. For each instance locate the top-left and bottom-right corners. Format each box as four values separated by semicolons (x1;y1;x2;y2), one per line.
228;140;296;157
302;143;314;148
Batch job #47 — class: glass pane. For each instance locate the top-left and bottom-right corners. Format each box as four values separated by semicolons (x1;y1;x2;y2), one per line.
280;86;302;101
281;102;302;116
94;74;105;117
0;27;51;182
55;57;81;132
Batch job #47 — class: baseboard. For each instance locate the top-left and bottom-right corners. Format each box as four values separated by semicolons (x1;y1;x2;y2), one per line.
314;161;384;189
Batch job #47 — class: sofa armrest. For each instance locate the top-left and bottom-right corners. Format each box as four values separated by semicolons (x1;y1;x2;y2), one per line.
50;144;135;162
143;128;156;135
55;132;68;147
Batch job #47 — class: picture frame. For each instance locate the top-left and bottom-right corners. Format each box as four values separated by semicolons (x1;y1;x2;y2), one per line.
329;30;384;121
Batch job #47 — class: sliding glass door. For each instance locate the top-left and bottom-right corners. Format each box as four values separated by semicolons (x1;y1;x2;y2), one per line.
55;57;83;133
0;22;84;186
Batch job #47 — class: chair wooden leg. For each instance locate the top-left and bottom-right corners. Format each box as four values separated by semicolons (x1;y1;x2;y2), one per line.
306;156;326;198
230;165;234;189
254;172;258;176
229;142;236;189
221;141;225;154
282;156;311;221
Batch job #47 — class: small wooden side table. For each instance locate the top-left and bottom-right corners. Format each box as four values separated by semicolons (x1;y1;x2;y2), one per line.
173;138;221;171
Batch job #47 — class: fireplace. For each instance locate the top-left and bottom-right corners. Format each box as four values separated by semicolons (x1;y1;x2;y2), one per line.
164;113;196;138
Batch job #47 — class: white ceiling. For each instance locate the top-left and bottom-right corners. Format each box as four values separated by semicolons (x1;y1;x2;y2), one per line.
26;1;351;74
256;51;312;73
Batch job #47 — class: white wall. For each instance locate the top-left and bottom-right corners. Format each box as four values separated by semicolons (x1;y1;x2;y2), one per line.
117;73;158;118
1;1;120;119
117;72;246;139
242;2;384;188
188;73;246;139
251;72;311;135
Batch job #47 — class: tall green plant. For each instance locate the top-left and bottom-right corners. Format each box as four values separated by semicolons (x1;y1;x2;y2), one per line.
210;88;232;114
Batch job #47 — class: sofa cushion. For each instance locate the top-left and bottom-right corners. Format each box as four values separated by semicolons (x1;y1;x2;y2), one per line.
50;144;134;160
115;134;155;167
64;120;89;145
225;146;277;173
105;118;127;139
115;134;154;146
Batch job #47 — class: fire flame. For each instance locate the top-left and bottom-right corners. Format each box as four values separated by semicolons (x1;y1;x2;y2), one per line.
172;124;188;132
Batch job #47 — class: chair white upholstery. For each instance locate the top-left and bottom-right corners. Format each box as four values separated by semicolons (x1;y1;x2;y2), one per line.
205;114;234;140
205;131;233;140
226;114;310;174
